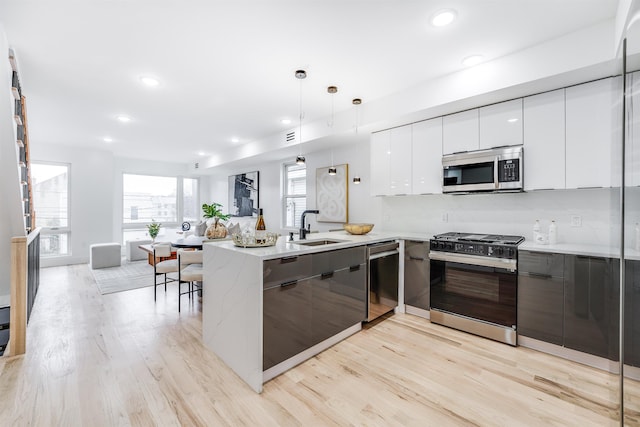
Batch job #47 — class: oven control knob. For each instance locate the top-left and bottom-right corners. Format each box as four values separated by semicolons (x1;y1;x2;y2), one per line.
495;247;503;256
445;243;454;250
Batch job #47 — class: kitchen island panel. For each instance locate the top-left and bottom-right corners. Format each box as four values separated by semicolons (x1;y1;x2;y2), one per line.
202;244;263;393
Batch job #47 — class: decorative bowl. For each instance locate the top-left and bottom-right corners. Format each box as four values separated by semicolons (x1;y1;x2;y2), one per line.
232;232;279;248
343;223;374;235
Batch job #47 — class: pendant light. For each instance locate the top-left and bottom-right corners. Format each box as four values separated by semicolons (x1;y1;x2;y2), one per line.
352;98;362;183
327;85;338;175
352;98;362;133
295;70;307;165
328;155;337;176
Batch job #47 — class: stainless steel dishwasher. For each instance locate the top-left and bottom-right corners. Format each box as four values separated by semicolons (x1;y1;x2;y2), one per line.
366;241;399;322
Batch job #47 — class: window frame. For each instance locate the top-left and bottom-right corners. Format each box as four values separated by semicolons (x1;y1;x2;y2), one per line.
282;161;307;230
31;161;71;258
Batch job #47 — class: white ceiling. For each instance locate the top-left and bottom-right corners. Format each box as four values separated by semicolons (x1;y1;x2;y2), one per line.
0;0;619;165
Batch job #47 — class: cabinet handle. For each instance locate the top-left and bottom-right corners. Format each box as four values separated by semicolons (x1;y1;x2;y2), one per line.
409;256;426;261
321;272;334;279
350;265;361;272
280;256;298;264
527;272;553;279
280;280;298;288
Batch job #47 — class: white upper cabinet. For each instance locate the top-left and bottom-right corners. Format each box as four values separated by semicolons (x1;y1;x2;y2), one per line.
442;109;479;155
565;77;621;189
412;118;443;194
523;89;566;190
479;99;523;149
389;125;413;195
370;130;391;196
628;71;640;187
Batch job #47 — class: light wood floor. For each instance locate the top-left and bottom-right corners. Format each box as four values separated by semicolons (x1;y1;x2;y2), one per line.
0;264;638;426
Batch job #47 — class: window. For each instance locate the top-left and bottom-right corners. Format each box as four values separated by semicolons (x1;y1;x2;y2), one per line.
183;178;199;223
283;162;306;229
122;174;198;243
31;162;70;257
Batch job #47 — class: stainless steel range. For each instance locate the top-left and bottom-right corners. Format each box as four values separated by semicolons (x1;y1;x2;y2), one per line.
429;232;524;346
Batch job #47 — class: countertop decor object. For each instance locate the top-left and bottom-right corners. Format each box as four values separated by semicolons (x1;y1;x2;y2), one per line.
232;232;278;248
343;223;374;235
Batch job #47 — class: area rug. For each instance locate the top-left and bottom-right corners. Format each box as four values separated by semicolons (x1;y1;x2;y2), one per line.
91;260;171;295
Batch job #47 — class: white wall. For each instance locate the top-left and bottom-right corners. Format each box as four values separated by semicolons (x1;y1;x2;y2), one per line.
0;24;27;299
29;144;115;267
205;131;382;237
380;189;625;249
26;146;208;267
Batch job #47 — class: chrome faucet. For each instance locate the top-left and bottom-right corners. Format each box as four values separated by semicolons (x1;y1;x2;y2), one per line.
299;210;319;240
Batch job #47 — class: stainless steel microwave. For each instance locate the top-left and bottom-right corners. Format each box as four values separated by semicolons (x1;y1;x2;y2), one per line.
442;146;523;193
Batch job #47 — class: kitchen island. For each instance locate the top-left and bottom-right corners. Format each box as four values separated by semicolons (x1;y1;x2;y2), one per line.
201;230;403;393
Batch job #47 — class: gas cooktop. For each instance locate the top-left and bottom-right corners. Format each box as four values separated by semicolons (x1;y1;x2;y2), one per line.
433;232;525;246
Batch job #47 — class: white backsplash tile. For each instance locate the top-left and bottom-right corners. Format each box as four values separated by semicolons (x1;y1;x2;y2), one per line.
380;188;631;248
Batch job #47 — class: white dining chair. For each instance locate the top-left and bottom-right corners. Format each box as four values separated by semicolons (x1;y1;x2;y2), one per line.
177;249;203;312
153;243;178;301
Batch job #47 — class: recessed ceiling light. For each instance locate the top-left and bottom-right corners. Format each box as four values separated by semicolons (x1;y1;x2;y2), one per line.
231;137;240;143
431;9;457;27
197;151;206;157
281;118;292;125
116;115;131;123
140;76;160;87
507;118;519;123
462;55;484;67
103;137;113;143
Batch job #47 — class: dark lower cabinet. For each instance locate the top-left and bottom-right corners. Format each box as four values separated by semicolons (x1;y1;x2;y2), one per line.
625;260;640;367
263;247;367;371
312;264;366;345
518;251;564;345
404;240;430;310
564;255;619;360
263;278;312;370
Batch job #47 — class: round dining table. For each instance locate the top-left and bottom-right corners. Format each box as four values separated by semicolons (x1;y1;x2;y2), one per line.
170;235;212;250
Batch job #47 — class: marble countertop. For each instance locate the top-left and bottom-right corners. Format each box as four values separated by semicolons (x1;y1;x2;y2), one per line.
204;229;640;261
203;230;411;260
519;241;640;260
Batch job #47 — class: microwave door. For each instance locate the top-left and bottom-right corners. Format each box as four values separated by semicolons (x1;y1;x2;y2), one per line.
443;161;495;192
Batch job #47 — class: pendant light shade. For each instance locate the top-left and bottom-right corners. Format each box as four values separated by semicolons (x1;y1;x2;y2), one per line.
353;176;361;184
296;155;306;165
328;166;337;175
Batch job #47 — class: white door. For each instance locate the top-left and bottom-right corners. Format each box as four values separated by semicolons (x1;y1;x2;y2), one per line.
523;89;566;190
479;99;523;149
566;77;621;189
412;118;443;194
370;130;391;196
388;125;412;195
442;109;479;155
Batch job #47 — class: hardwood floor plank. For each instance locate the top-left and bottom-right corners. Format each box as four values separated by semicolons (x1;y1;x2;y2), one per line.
0;264;636;426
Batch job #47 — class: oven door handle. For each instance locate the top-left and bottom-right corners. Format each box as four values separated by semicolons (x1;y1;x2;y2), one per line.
429;251;517;271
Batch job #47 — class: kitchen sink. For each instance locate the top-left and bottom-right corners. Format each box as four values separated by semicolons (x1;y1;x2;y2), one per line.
295;239;346;247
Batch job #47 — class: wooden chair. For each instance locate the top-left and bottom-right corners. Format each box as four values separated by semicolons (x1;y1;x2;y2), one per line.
153;244;178;301
178;249;203;312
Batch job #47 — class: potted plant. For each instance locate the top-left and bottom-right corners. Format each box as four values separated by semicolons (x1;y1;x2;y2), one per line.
202;203;230;239
147;219;161;242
